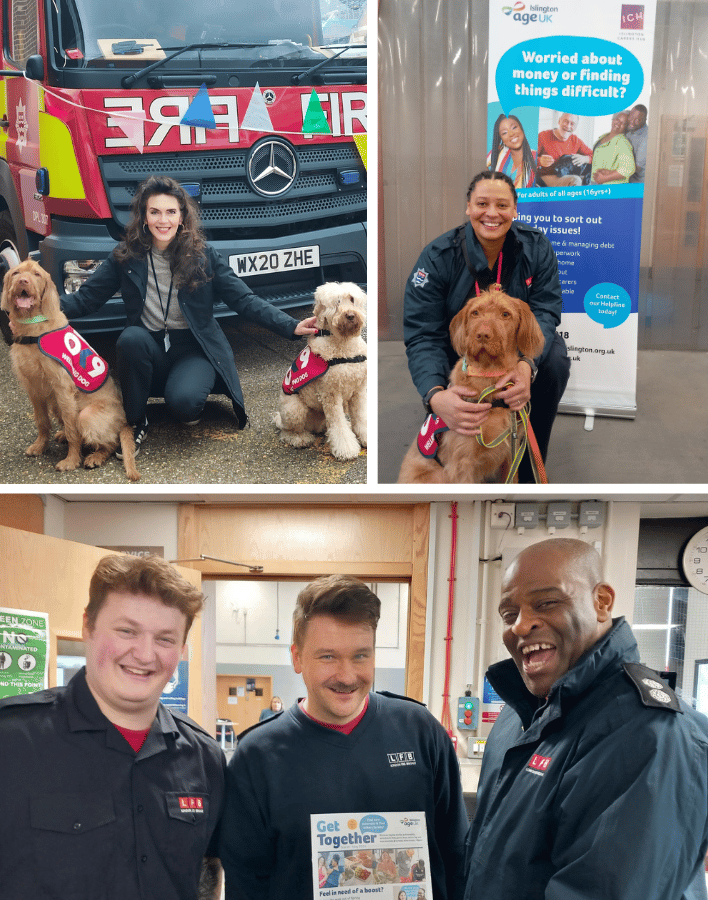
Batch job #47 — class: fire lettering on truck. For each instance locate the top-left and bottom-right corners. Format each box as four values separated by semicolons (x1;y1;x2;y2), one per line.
102;95;240;150
300;91;367;138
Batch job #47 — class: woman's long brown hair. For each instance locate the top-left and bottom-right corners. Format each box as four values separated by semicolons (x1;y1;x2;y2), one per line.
114;175;210;291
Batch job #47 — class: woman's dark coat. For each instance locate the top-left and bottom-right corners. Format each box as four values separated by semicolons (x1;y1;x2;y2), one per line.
61;245;300;427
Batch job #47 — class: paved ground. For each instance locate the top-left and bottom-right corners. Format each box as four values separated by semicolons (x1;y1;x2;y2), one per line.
0;309;367;485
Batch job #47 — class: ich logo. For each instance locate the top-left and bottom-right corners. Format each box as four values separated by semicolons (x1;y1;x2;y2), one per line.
621;5;644;29
502;2;557;24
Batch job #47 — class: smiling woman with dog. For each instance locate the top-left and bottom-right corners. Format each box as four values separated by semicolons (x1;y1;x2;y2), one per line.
402;170;570;483
60;175;317;453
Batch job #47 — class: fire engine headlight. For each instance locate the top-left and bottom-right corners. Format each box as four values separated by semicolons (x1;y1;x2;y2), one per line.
63;259;102;293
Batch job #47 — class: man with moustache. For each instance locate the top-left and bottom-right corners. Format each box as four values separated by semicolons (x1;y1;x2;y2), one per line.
219;575;468;900
463;538;708;900
0;554;225;900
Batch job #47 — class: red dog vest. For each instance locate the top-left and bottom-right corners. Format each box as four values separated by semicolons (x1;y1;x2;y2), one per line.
282;346;329;394
38;326;109;393
417;413;449;460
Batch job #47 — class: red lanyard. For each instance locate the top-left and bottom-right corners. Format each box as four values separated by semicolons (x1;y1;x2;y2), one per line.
475;250;503;297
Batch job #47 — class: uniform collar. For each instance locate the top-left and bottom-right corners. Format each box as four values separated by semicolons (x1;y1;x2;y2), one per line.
463;221;523;273
486;618;639;731
65;667;180;756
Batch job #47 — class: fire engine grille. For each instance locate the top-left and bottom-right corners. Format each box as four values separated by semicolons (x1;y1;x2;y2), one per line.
98;144;366;231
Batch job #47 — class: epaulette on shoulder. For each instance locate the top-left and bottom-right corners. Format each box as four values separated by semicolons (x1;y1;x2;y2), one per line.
236;710;284;742
623;663;682;712
376;690;427;709
170;707;220;741
0;688;58;711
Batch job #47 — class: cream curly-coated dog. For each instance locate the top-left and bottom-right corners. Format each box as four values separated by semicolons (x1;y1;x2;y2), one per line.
2;259;139;480
275;282;366;460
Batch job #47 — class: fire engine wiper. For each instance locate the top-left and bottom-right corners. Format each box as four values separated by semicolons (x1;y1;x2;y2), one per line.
291;45;367;85
121;43;259;88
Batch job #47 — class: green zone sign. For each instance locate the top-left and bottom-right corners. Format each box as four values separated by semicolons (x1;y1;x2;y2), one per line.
0;608;49;698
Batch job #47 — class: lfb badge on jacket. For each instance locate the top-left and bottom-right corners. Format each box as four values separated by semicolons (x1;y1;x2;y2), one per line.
412;268;429;287
526;753;552;776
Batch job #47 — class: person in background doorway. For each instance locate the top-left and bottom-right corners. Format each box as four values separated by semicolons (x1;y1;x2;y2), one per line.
259;695;283;720
463;538;708;900
218;574;468;900
0;554;225;900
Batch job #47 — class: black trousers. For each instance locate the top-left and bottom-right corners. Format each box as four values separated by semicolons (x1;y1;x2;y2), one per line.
116;326;217;425
518;331;571;483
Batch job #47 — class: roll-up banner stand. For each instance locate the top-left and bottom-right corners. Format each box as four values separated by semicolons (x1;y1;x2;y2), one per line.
487;1;656;419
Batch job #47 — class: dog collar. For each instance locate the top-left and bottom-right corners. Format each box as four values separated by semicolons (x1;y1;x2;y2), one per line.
328;355;367;366
14;334;40;344
315;329;331;337
461;357;508;377
20;314;48;324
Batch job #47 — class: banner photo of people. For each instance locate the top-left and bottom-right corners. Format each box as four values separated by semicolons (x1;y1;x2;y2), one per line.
487;0;656;417
311;811;431;899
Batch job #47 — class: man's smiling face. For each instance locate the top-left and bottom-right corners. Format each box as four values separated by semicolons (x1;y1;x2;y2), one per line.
83;591;186;728
291;614;375;724
498;544;614;697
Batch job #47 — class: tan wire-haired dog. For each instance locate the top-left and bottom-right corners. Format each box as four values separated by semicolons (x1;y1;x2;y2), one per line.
398;288;544;483
275;282;366;460
2;259;139;481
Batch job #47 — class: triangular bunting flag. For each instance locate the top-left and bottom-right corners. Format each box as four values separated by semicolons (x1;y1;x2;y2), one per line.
302;89;331;134
241;82;275;133
113;110;147;153
353;133;367;170
180;83;216;129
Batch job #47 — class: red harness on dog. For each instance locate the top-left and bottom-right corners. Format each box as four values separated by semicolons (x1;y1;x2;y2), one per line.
417;413;449;463
27;326;109;392
282;345;367;395
282;346;329;394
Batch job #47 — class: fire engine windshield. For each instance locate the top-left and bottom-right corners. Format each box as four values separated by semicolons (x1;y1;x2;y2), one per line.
50;0;366;72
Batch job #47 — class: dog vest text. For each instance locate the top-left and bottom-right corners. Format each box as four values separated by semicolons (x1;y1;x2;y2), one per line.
417;413;449;461
37;326;110;393
282;346;330;394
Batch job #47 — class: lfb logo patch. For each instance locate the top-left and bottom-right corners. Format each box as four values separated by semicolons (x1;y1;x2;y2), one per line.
526;753;552;775
412;268;429;288
178;796;204;812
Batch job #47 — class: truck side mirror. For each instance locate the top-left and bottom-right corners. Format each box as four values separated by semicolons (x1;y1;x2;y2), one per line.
24;55;44;81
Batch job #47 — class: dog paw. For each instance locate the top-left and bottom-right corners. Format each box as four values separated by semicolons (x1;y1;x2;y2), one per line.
279;430;316;447
25;441;48;456
83;452;106;470
328;432;362;460
55;456;81;472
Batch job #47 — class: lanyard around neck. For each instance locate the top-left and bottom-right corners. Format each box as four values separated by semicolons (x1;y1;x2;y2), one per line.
149;250;174;330
475;250;503;297
459;226;504;296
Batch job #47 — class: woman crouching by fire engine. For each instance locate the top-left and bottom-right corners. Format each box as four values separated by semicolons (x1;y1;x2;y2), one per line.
61;175;317;455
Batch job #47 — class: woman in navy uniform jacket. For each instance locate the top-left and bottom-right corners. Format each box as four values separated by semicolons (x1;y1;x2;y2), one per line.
403;170;570;481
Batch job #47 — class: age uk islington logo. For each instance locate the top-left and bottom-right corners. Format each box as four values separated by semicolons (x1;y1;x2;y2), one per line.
621;5;644;29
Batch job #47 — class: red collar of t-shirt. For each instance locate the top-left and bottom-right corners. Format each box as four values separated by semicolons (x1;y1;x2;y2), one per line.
113;723;151;752
299;693;370;734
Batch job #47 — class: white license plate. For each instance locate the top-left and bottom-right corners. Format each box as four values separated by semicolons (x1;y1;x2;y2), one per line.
230;245;320;276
